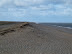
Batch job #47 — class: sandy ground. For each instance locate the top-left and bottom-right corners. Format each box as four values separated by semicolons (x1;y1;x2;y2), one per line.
0;22;72;54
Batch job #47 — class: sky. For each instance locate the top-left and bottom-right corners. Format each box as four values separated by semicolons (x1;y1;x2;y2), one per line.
0;0;72;23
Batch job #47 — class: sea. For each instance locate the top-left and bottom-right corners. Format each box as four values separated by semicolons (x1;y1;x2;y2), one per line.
40;23;72;29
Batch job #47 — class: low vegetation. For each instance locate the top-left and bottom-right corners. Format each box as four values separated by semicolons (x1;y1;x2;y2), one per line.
0;22;29;35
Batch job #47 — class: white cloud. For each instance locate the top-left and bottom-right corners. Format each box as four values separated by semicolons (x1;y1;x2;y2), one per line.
0;0;72;7
0;0;72;17
0;0;44;7
0;0;6;6
0;0;12;7
14;0;44;7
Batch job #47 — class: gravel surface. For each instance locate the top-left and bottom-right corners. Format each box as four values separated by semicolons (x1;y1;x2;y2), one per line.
0;22;72;54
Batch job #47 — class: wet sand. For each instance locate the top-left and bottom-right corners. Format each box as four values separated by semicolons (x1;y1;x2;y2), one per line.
0;22;72;54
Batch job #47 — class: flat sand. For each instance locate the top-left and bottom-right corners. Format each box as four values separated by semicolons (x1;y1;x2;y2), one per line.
0;22;72;54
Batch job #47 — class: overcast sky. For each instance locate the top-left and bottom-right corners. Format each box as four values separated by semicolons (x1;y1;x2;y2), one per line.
0;0;72;23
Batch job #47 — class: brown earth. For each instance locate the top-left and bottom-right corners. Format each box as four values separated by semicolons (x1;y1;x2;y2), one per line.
0;22;72;54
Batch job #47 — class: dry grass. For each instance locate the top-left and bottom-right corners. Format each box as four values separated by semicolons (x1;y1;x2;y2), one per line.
0;22;29;35
0;21;18;25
